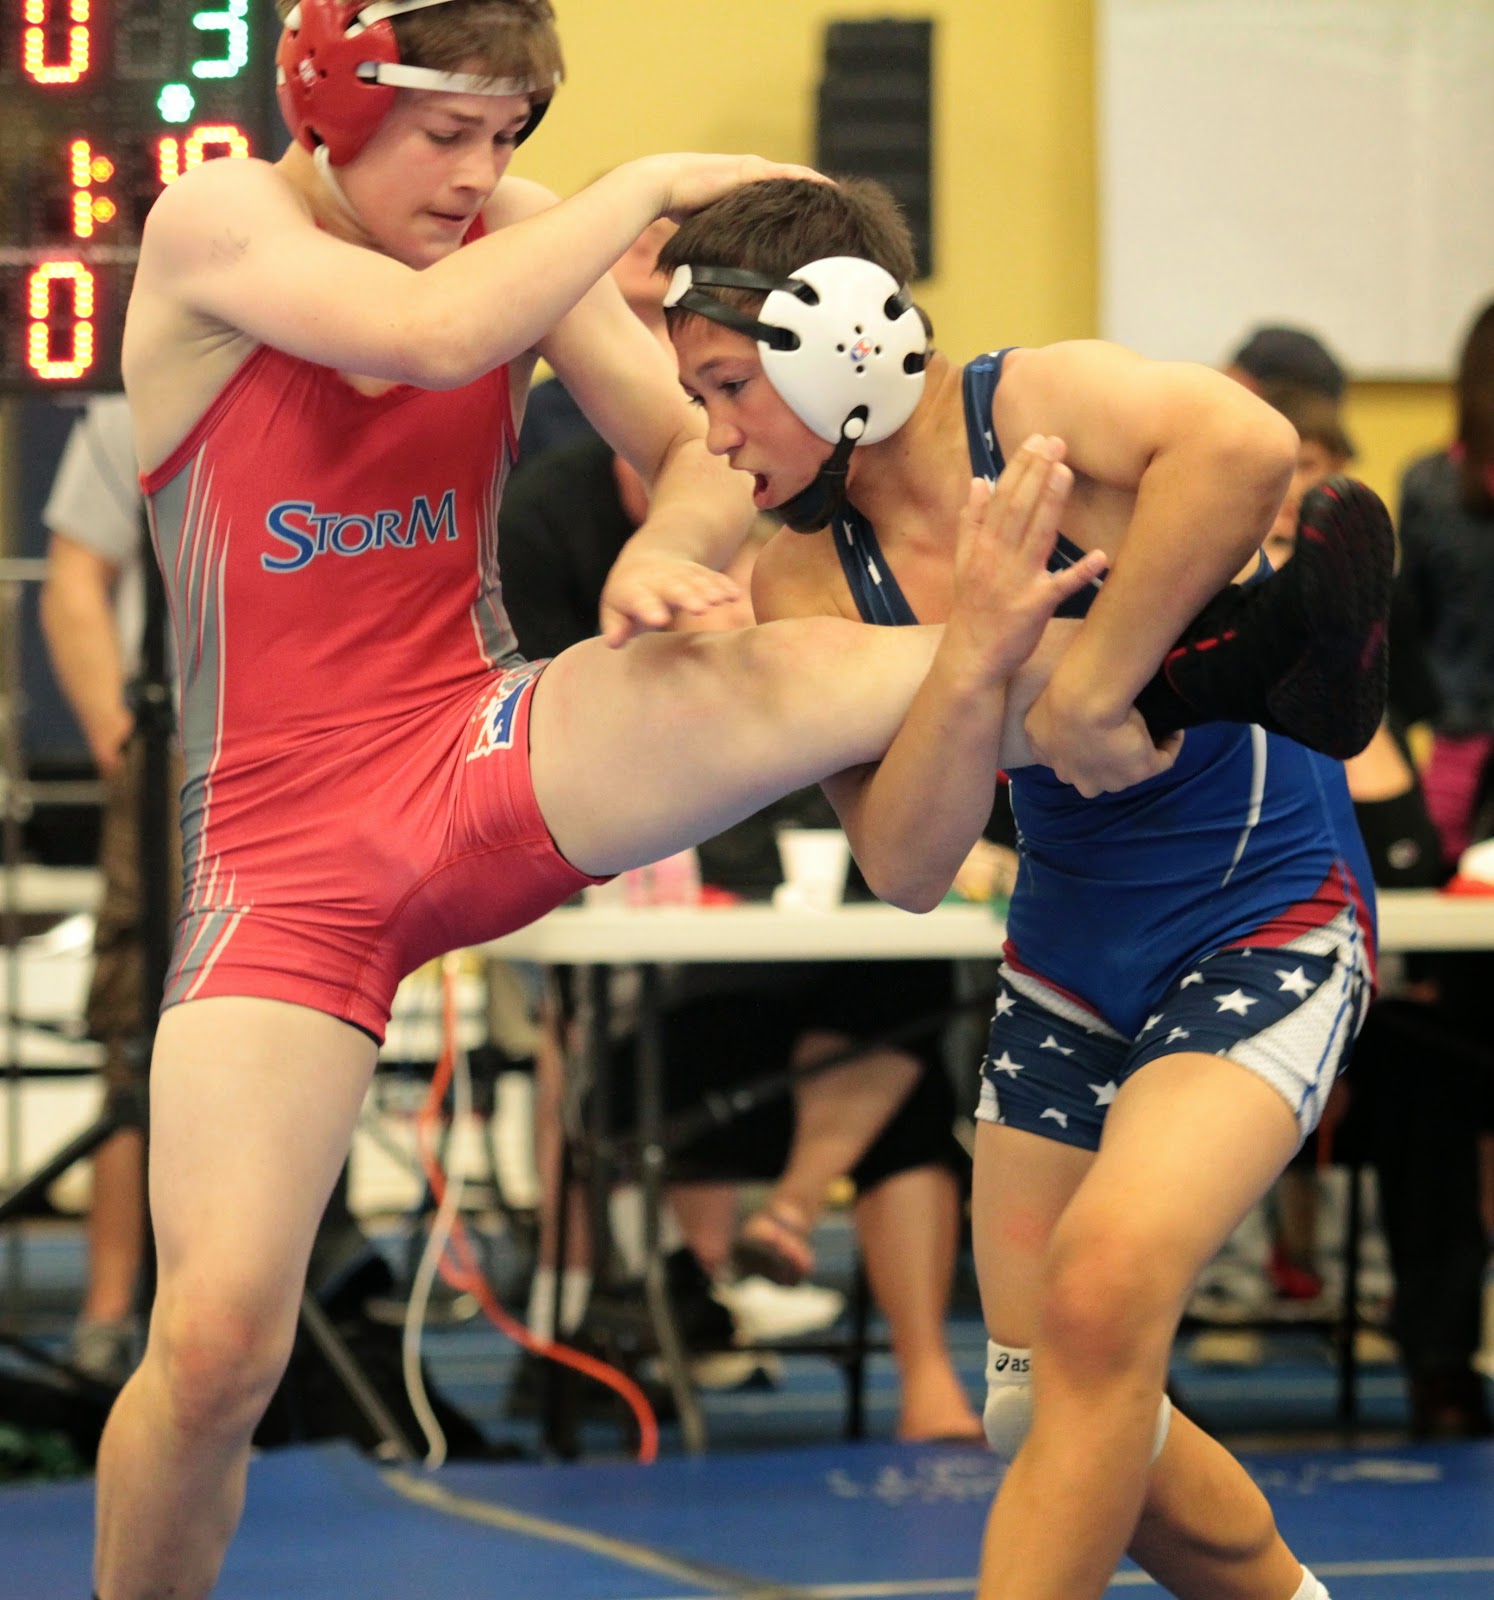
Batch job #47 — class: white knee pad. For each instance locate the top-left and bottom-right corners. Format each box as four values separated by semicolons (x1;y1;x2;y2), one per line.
983;1342;1033;1464
983;1342;1173;1465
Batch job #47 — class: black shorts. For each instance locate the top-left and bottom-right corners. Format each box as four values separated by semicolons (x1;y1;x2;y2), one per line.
607;959;967;1191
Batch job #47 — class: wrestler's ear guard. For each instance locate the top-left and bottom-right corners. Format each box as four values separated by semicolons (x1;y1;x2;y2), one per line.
665;256;928;532
664;257;928;445
277;0;559;165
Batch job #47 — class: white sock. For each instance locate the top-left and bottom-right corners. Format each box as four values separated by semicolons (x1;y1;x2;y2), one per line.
526;1267;591;1342
1288;1566;1329;1600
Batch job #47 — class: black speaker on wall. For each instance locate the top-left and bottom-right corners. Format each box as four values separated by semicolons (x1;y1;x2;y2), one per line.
814;18;935;281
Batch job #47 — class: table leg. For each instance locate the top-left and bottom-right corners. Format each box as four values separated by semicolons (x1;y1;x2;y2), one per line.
637;963;707;1452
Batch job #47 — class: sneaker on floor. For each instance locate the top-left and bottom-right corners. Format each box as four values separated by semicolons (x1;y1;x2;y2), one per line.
1352;1327;1401;1366
686;1350;784;1391
712;1275;846;1344
1186;1328;1268;1367
69;1318;139;1388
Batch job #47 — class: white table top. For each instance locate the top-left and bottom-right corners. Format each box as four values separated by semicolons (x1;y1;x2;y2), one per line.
483;887;1494;966
8;869;1493;966
485;897;1006;964
1375;887;1494;951
2;866;101;916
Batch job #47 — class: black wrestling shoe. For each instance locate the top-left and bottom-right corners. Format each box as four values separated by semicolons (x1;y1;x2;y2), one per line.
1137;477;1392;759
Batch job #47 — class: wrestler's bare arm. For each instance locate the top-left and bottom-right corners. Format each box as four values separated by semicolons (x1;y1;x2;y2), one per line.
126;153;811;409
994;342;1296;745
537;271;757;639
754;445;1094;912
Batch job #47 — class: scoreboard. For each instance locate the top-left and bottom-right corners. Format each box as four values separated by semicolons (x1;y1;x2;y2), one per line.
0;0;280;392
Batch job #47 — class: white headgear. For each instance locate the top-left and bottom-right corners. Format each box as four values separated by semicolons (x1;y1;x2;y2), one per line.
664;256;928;446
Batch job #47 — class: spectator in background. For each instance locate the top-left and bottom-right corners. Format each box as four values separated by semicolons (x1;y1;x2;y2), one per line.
39;394;179;1389
1246;398;1491;1437
1397;296;1494;868
36;402;407;1416
1225;323;1347;406
1234;340;1440;731
500;446;985;1442
518;216;678;461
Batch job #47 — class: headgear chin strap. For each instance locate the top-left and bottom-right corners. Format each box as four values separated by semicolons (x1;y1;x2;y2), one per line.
278;0;559;166
665;256;928;530
772;411;867;532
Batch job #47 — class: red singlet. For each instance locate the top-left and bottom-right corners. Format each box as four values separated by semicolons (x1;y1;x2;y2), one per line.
142;340;597;1040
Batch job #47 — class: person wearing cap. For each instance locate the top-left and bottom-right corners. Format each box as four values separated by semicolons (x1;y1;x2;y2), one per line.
1225;324;1348;405
1258;377;1491;1436
659;176;1398;1600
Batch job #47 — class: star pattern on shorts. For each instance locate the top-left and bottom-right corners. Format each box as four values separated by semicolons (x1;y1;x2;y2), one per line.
1275;966;1318;999
1179;970;1204;987
1164;1026;1192;1045
988;1050;1024;1078
1142;1012;1164;1033
1215;989;1257;1017
1090;1080;1118;1106
1039;1034;1075;1056
994;991;1016;1018
1040;1107;1069;1128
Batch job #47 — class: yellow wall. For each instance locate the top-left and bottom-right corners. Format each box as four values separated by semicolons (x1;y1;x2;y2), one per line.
519;0;1097;352
0;0;1453;545
517;0;1452;506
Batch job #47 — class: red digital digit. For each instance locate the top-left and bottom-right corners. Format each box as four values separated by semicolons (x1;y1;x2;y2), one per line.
27;260;96;381
69;138;117;239
23;0;92;85
157;124;252;186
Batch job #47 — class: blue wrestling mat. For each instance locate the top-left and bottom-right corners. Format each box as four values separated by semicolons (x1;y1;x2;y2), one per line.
4;1436;1492;1598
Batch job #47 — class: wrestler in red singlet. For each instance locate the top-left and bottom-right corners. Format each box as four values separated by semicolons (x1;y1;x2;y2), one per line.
145;324;596;1039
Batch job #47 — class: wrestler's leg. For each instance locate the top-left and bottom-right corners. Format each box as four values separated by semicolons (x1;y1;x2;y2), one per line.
94;997;377;1600
975;1056;1306;1600
528;618;943;874
527;615;1080;876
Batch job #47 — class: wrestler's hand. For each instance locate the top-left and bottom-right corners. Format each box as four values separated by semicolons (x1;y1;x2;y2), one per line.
598;548;744;646
640;154;830;223
1023;679;1183;798
944;439;1104;685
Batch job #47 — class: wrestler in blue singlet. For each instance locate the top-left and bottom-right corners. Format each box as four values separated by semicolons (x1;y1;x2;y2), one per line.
832;351;1377;1149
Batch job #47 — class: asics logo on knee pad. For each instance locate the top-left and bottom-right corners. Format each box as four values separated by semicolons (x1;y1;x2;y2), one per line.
989;1350;1030;1375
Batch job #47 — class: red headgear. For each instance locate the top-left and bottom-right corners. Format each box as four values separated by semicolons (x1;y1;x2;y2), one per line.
276;0;557;166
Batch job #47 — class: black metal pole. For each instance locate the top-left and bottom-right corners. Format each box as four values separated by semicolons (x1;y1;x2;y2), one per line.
125;502;174;1312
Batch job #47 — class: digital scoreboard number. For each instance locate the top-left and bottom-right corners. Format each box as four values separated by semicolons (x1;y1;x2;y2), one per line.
0;0;279;392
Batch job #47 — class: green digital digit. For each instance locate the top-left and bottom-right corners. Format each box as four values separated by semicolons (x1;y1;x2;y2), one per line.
191;0;250;80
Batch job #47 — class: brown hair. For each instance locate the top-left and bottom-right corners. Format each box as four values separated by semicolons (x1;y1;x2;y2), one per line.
1454;298;1494;516
658;177;919;324
278;0;564;90
1256;381;1355;464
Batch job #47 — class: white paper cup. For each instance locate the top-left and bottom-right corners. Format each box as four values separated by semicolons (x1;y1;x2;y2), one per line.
774;828;851;912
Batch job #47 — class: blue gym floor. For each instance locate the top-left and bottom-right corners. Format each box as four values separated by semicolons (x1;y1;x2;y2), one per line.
3;1227;1492;1596
4;1435;1492;1597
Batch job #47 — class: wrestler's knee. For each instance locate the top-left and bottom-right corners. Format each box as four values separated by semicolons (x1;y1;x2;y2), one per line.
985;1341;1172;1466
1040;1224;1182;1375
147;1285;298;1439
